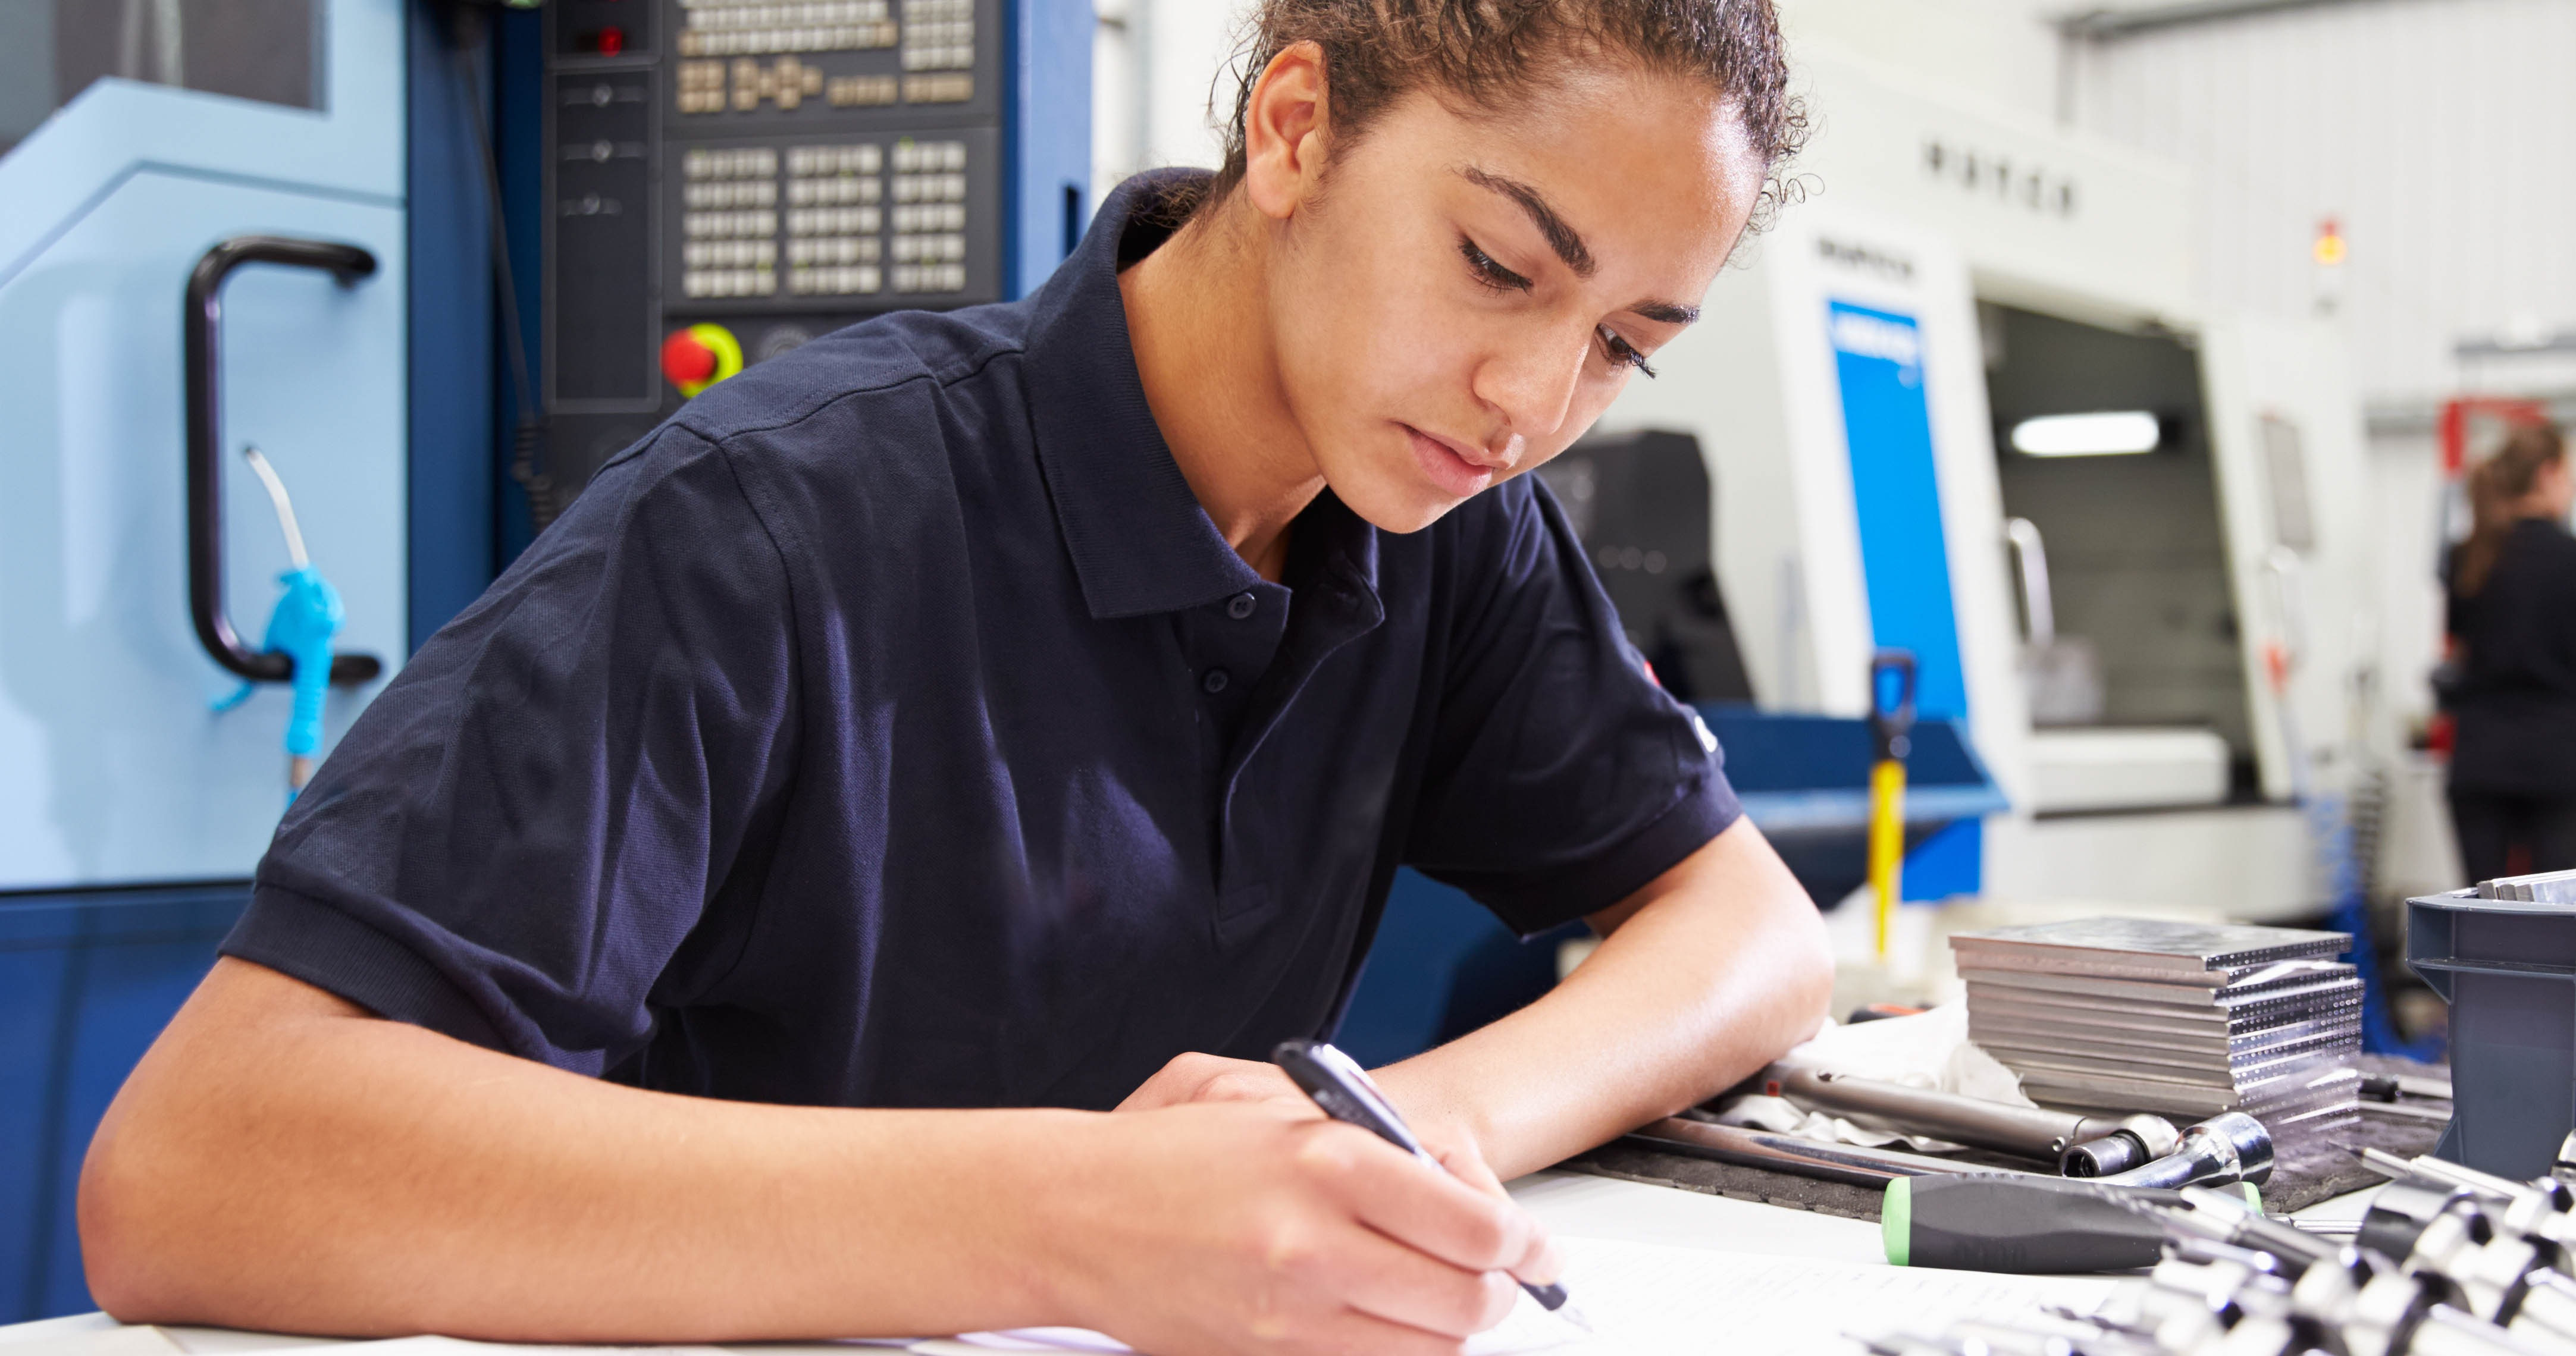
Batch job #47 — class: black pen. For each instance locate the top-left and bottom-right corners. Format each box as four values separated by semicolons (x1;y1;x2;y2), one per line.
1271;1039;1571;1313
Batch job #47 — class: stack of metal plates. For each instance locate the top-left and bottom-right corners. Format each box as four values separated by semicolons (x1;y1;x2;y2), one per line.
2476;868;2576;903
1951;918;2362;1137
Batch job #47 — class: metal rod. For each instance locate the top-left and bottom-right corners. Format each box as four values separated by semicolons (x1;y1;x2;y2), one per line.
1625;1117;2036;1187
1772;1066;2176;1169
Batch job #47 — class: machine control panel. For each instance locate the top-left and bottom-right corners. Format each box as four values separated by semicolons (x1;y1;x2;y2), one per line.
542;0;1008;495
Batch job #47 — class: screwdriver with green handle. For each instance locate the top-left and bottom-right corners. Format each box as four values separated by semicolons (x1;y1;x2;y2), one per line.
1884;1112;2276;1273
1884;1174;2264;1274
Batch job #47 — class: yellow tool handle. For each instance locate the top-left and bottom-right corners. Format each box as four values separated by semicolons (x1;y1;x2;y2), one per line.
1869;758;1907;959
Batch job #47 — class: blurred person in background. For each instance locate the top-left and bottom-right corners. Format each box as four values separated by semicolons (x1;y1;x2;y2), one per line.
2446;423;2576;883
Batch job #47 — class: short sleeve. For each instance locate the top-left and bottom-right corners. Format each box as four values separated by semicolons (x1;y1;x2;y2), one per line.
222;426;800;1072
1404;479;1742;936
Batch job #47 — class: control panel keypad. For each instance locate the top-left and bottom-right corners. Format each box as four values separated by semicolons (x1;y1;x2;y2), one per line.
681;149;782;297
787;142;888;296
900;0;972;70
676;0;900;58
670;0;976;112
678;138;974;301
886;139;968;293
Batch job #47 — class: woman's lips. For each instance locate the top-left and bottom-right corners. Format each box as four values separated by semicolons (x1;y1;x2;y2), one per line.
1404;424;1497;498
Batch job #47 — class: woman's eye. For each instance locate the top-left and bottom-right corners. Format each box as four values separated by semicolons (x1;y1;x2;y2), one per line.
1598;326;1657;379
1459;237;1531;293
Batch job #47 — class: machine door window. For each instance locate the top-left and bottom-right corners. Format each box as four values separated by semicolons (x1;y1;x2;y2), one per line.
0;0;324;155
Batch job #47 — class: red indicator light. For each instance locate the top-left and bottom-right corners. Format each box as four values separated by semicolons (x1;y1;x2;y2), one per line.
597;26;626;55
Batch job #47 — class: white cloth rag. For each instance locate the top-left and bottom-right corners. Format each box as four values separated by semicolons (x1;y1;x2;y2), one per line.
1710;1001;2030;1153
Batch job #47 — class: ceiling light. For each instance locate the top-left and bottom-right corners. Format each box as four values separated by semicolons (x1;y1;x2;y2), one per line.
2010;412;2161;457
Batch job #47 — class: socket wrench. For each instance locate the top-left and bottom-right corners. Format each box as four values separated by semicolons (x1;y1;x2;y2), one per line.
2099;1112;2276;1190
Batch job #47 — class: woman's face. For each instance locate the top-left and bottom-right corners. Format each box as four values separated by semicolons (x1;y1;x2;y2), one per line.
1253;67;1766;533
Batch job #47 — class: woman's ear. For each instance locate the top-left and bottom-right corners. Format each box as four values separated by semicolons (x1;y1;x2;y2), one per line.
1242;41;1330;222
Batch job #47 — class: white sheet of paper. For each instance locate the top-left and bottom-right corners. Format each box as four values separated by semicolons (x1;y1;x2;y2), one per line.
927;1233;2123;1356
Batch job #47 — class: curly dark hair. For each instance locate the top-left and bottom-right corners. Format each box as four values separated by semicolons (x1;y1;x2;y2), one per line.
1201;0;1807;230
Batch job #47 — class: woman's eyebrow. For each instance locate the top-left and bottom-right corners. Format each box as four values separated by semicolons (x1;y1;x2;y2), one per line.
1458;165;1698;325
1460;166;1595;278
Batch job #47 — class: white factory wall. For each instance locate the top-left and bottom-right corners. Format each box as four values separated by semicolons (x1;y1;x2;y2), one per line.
1088;0;2070;196
1092;0;1236;192
1775;0;2058;123
2066;0;2576;410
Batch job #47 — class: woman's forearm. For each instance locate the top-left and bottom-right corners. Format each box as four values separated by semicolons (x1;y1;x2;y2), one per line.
79;959;1086;1341
1375;818;1834;1179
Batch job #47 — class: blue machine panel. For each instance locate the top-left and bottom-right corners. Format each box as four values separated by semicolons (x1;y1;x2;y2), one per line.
0;9;411;892
1828;299;1980;899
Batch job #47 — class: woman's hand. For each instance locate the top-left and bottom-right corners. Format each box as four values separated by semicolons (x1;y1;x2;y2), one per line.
1115;1052;1512;1197
1045;1098;1560;1356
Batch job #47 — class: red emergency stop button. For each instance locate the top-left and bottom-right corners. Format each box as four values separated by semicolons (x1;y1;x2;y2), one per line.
660;324;742;397
661;329;716;385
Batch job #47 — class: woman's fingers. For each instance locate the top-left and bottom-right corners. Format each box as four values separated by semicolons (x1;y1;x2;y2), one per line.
1421;1130;1510;1200
1290;1218;1522;1338
1113;1053;1305;1113
1301;1124;1563;1288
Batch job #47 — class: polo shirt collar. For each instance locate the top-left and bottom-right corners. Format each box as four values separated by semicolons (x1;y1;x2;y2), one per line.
1025;171;1372;621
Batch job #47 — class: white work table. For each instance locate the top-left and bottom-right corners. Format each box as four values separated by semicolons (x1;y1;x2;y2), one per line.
0;1170;2377;1356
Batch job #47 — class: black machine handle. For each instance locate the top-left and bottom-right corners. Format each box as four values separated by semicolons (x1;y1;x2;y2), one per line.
1869;649;1917;764
186;236;385;687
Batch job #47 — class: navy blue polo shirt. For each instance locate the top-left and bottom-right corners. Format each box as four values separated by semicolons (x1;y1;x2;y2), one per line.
224;170;1741;1111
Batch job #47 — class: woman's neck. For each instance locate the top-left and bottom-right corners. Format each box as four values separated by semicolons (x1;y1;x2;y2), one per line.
1118;197;1327;582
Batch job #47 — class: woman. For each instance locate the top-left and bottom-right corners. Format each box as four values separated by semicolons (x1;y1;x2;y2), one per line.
82;3;1832;1354
2446;423;2576;883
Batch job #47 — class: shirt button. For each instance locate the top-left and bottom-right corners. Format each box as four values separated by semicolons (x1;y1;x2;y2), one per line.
1202;668;1230;694
1226;592;1257;620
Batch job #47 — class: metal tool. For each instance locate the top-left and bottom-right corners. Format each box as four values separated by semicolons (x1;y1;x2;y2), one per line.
2370;1147;2576;1235
2368;1147;2575;1203
1772;1065;2180;1173
2186;1184;2576;1352
2364;1072;2458;1103
2097;1112;2274;1190
1626;1115;2036;1186
2352;1162;2576;1345
2151;1189;2572;1356
1869;1241;2562;1356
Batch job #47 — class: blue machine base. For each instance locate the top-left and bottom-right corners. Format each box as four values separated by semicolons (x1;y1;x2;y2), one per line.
1;883;248;1322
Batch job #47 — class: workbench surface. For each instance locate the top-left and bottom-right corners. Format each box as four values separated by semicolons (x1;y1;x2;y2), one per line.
0;1167;2389;1354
